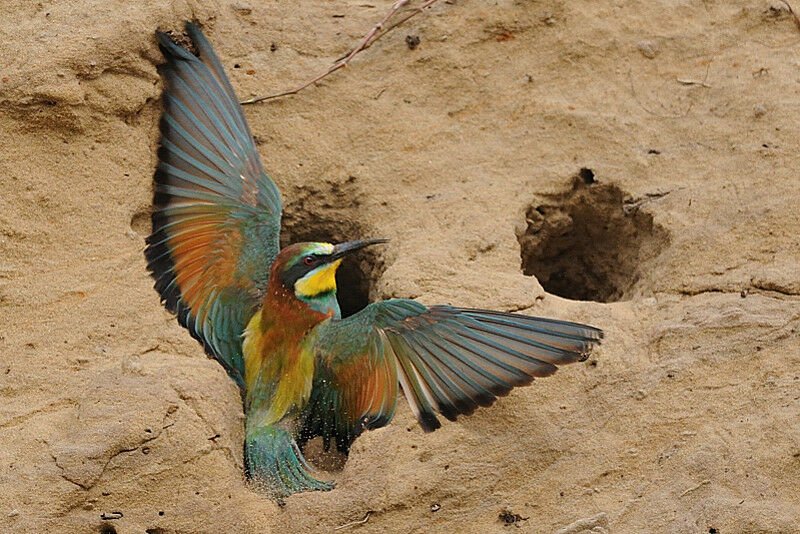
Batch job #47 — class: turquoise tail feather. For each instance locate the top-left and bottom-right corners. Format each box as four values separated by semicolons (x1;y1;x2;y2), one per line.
244;425;334;501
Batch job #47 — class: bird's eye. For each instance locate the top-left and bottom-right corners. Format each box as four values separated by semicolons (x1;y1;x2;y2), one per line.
303;256;314;266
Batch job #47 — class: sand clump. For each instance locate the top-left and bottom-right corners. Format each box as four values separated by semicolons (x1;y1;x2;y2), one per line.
1;1;799;532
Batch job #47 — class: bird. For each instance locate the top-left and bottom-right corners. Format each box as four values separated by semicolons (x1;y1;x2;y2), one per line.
145;22;603;501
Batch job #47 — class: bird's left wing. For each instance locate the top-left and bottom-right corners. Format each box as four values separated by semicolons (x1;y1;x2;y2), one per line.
145;23;282;389
299;299;602;453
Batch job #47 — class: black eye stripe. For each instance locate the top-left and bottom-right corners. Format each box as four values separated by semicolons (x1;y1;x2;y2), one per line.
281;253;329;288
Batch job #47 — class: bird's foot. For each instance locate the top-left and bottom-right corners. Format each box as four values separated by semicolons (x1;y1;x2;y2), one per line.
245;425;335;501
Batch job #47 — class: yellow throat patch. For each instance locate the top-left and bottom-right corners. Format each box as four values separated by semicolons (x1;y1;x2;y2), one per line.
294;259;342;298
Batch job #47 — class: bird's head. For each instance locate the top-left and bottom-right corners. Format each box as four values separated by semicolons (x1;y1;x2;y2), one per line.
271;239;388;311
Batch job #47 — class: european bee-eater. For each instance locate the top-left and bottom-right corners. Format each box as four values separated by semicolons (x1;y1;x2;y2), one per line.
145;23;603;501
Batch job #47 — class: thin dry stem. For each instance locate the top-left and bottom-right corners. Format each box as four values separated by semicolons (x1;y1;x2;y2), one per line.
779;0;800;32
679;479;710;497
334;511;373;530
333;0;442;62
240;0;442;105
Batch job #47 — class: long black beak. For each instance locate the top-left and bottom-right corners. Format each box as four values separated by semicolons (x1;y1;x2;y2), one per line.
330;238;389;261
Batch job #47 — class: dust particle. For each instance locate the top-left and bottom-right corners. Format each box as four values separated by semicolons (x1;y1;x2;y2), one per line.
406;35;420;50
499;509;528;527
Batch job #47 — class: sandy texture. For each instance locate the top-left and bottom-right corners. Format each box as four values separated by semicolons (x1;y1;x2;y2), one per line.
1;1;799;532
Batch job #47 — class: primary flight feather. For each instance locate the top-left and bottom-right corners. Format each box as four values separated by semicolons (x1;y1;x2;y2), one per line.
145;22;602;501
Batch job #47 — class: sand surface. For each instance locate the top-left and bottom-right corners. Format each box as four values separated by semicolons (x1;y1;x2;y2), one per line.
1;1;799;532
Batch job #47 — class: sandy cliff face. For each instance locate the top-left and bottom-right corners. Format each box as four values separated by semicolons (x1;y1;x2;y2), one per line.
1;1;798;532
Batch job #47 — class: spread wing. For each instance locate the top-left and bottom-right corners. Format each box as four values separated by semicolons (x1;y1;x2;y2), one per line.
298;300;602;453
145;23;282;389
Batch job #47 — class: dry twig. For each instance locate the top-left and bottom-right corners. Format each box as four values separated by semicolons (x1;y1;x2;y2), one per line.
240;0;443;105
676;61;712;88
680;479;710;497
334;511;373;530
628;67;694;119
333;0;441;62
779;0;800;32
676;78;711;88
628;60;711;118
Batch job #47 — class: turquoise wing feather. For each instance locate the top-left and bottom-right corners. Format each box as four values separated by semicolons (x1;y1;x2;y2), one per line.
299;300;602;453
145;23;282;389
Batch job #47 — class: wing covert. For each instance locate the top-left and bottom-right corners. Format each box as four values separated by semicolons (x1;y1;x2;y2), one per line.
300;299;602;452
145;23;282;389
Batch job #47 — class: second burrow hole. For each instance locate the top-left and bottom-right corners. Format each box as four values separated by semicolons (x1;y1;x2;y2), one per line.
517;169;669;302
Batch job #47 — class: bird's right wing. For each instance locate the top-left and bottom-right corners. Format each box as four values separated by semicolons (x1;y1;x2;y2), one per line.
300;300;602;453
145;23;282;389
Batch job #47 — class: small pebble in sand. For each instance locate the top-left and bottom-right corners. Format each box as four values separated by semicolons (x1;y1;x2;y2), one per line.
121;354;144;375
637;40;659;59
753;104;767;118
232;2;252;15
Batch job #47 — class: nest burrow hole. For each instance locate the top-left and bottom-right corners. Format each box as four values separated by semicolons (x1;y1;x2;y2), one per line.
281;181;383;318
